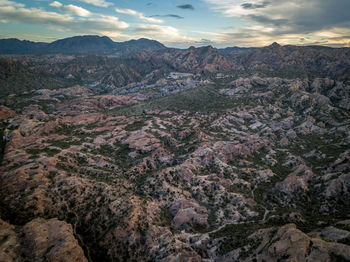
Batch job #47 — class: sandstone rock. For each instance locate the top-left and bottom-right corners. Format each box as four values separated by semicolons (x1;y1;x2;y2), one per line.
0;218;87;262
241;224;350;262
160;250;201;262
308;226;350;242
123;129;162;152
325;173;350;200
279;137;289;146
286;129;297;139
22;105;49;121
170;199;208;229
0;106;16;119
275;165;314;204
21;218;87;262
0;219;19;262
95;95;136;109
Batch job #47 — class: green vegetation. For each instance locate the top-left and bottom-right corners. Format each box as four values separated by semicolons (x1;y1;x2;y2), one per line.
90;142;141;171
47;138;82;149
288;133;348;174
110;85;254;116
26;147;60;157
158;207;173;227
51;124;107;148
0;58;78;98
124;120;147;131
209;223;266;255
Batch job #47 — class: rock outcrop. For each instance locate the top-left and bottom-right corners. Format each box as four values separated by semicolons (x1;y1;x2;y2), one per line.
0;218;87;262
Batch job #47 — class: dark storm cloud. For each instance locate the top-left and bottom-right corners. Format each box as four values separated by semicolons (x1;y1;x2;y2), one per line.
241;1;270;9
256;0;350;34
208;0;350;35
177;4;194;10
202;0;350;47
288;0;350;32
150;14;184;19
166;14;184;19
247;15;288;27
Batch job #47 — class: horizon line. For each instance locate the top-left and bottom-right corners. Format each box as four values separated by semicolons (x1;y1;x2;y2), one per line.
0;35;347;50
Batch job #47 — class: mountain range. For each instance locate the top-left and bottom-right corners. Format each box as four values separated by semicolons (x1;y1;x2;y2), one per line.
0;35;166;56
1;36;349;82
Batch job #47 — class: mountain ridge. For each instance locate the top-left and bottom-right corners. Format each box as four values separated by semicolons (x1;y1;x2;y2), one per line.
0;35;167;56
1;35;349;56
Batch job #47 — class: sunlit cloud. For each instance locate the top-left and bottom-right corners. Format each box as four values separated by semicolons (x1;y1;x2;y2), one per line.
0;0;23;7
50;1;91;17
0;0;128;38
115;8;163;23
191;26;350;48
0;4;73;24
78;0;113;8
134;24;199;44
134;24;180;38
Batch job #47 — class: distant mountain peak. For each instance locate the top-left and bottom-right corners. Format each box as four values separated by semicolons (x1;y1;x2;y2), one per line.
269;42;281;48
50;35;114;45
201;45;215;51
188;45;215;52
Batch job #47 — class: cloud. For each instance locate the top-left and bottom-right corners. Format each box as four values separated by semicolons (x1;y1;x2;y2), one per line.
77;15;129;32
205;0;350;33
50;1;91;17
134;24;180;38
0;4;73;25
241;1;270;9
49;1;62;8
115;7;163;23
204;0;350;47
134;24;199;45
0;0;24;7
0;1;129;38
177;4;194;10
200;26;350;48
79;0;113;8
149;14;184;19
247;14;287;27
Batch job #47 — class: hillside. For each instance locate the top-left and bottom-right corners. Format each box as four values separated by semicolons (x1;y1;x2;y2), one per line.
0;58;74;98
0;35;166;56
0;38;47;54
0;42;350;262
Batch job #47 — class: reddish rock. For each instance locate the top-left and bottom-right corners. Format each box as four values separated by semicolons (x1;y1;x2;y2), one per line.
0;106;16;119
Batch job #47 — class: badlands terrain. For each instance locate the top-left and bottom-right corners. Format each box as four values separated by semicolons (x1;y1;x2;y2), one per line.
0;36;350;261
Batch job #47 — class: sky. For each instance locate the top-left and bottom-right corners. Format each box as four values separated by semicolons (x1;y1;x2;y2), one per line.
0;0;349;48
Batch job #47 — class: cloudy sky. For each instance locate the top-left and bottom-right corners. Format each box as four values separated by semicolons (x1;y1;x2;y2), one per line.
0;0;349;47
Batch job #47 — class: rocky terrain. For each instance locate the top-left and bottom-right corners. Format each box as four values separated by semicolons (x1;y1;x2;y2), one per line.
0;218;87;262
0;41;350;261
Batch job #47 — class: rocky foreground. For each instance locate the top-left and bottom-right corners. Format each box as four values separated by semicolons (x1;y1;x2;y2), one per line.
0;45;350;261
